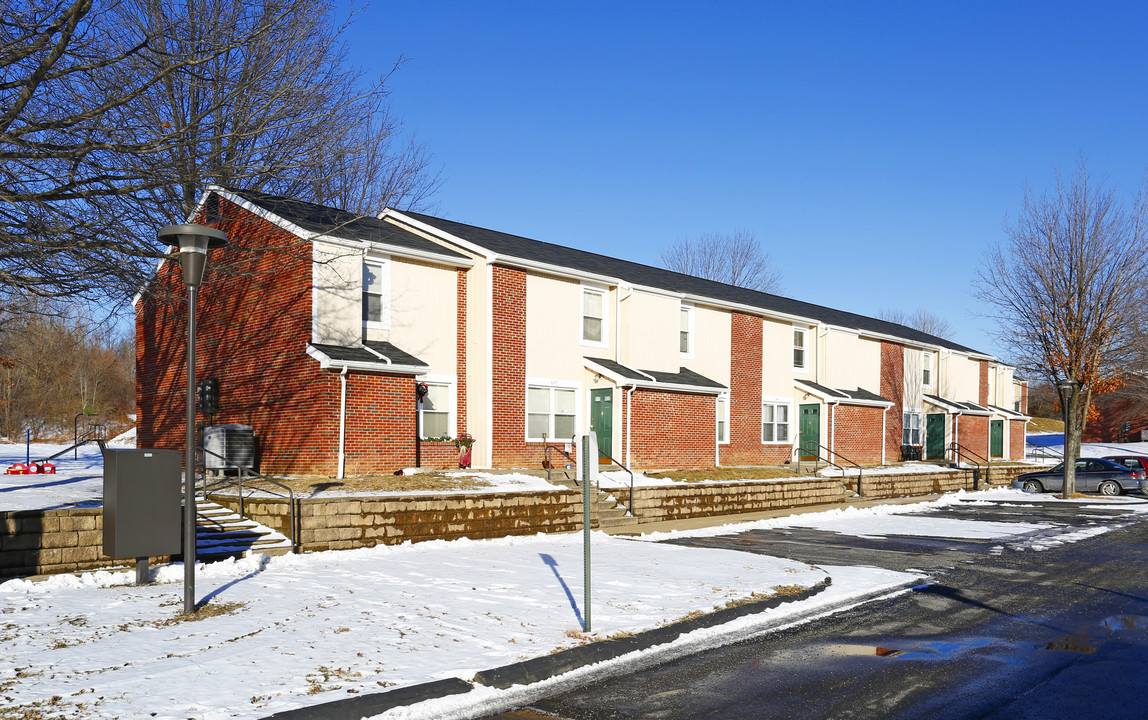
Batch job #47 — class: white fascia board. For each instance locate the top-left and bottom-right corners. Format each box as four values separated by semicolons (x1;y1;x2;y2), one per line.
384;210;498;263
314;233;474;268
628;380;726;396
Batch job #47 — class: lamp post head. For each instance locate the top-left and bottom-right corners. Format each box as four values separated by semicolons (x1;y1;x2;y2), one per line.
159;223;228;289
1056;377;1080;395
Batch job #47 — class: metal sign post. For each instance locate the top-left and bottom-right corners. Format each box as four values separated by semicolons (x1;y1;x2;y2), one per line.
576;432;598;632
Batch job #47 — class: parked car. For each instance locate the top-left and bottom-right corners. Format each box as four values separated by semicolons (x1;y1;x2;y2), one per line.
1103;455;1148;475
1012;458;1145;496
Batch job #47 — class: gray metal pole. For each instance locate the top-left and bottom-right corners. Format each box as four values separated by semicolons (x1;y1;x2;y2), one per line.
582;435;591;633
184;285;197;614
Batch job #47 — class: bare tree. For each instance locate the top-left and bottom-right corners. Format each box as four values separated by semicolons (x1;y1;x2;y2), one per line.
660;230;783;293
1;0;439;309
878;308;955;339
975;164;1148;497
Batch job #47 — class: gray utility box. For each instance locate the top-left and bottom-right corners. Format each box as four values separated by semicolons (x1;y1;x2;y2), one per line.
103;448;182;559
204;424;255;471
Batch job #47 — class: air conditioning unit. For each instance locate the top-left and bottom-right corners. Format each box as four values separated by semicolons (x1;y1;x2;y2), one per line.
203;424;255;471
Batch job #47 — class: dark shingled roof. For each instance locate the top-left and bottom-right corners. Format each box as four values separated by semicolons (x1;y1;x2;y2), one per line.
643;367;727;389
220;188;469;261
398;210;985;356
798;380;891;404
309;341;428;369
585;358;653;382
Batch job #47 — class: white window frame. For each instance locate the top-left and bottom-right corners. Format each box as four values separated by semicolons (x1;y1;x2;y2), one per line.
716;393;730;444
922;351;933;388
580;285;608;348
679;303;695;359
761;396;792;444
903;409;923;446
362;256;390;330
417;375;456;440
525;379;581;442
792;326;808;372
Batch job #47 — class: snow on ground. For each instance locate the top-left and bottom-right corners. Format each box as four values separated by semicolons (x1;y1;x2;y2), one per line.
1;531;829;720
0;441;107;512
818;461;961;477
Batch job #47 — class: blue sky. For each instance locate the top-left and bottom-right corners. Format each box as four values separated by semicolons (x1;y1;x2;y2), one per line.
338;1;1148;360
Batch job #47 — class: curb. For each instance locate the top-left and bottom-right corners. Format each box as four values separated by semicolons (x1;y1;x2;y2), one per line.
259;576;832;719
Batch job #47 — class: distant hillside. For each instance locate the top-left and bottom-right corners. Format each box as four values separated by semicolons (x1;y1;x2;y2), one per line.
1028;417;1064;433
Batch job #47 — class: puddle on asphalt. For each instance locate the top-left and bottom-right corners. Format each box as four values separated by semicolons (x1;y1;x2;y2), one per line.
1040;636;1095;653
1103;615;1148;631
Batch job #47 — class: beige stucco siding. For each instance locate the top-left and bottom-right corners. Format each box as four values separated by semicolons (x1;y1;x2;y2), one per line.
467;260;491;467
942;354;981;402
367;257;457;374
525;274;614;379
622;290;680;373
823;330;881;393
311;241;362;346
762;318;795;398
904;348;923;410
692;305;732;388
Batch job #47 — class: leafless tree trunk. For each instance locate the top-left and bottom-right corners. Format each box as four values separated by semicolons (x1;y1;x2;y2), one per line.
976;163;1148;497
878;308;955;339
660;230;783;293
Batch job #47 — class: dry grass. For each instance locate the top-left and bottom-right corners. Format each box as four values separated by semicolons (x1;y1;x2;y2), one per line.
275;472;502;495
644;466;797;483
1028;417;1064;433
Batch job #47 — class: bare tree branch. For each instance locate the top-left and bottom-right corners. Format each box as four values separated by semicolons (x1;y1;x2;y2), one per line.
660;230;783;293
878;308;955;339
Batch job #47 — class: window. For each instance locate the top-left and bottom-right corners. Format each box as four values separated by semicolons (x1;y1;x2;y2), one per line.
581;287;605;345
923;351;933;387
527;385;577;441
793;328;806;370
903;411;922;446
1014;400;1021;413
419;383;451;439
362;260;387;328
716;395;729;443
680;305;694;356
762;402;790;443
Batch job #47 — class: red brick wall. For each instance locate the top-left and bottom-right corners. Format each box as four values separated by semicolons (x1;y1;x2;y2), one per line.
716;313;782;465
627;389;716;469
978;360;989;406
881;342;905;460
1020;382;1028;414
828;404;885;465
136;197;442;476
960;415;990;459
1009;419;1025;460
490;265;531;466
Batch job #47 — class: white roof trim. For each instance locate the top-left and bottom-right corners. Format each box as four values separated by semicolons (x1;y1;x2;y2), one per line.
305;345;425;375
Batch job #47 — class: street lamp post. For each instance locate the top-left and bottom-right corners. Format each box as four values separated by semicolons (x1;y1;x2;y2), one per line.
1056;377;1080;501
158;223;227;614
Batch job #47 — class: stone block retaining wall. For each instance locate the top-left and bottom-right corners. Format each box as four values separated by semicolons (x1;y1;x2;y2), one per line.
0;508;152;579
628;478;844;523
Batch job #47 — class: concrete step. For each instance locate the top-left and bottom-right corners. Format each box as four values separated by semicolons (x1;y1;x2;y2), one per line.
190;498;293;561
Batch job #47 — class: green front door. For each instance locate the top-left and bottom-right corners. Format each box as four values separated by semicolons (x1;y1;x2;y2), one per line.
590;389;613;461
799;404;820;459
926;413;946;459
990;419;1004;457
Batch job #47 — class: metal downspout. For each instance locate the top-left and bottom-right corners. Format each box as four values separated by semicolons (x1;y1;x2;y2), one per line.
337;366;349;479
626;384;637;469
830;398;841;455
881;405;889;465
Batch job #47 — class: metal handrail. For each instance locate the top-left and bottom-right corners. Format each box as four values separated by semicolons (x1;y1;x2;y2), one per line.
198;446;297;552
1025;443;1063;461
798;442;864;496
543;443;577;484
949;442;989;490
596;451;635;517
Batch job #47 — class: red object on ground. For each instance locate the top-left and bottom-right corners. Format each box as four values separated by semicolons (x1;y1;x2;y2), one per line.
39;462;55;474
6;463;29;475
459;446;472;469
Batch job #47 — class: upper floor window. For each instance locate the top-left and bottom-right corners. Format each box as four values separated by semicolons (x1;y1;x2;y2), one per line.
716;395;729;443
680;304;694;356
923;351;933;387
362;259;388;328
581;287;606;346
793;327;807;371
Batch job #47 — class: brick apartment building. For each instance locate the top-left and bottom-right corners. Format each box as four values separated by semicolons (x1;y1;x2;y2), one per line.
136;187;1028;476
